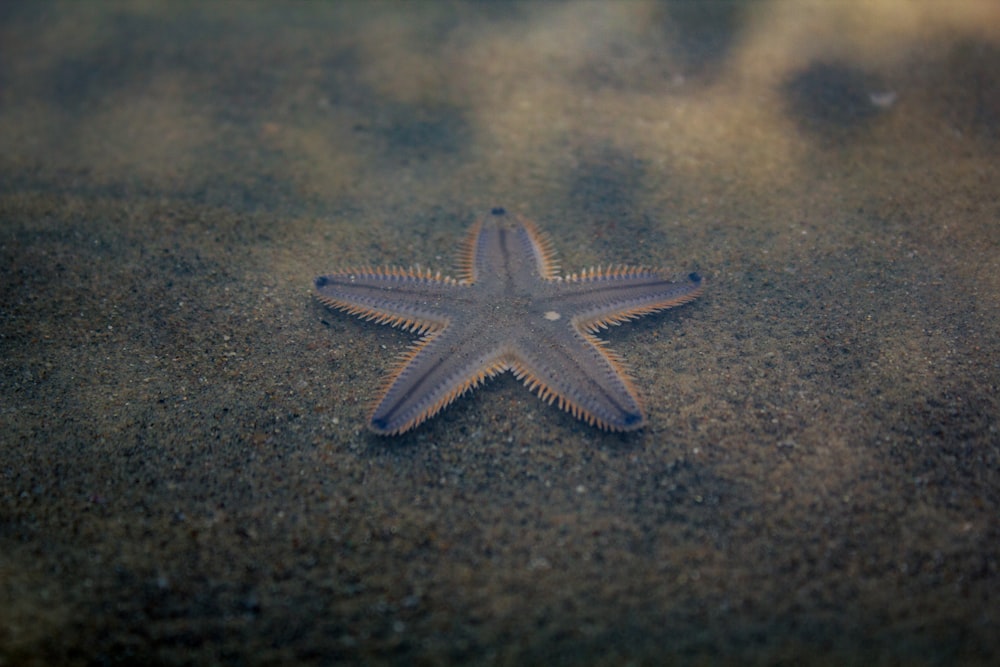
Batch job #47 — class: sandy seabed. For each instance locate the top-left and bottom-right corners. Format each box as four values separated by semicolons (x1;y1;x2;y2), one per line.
2;2;998;665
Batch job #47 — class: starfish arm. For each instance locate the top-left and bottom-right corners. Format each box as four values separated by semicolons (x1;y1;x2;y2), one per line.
314;267;463;334
552;269;703;331
368;326;508;435
459;209;561;283
509;328;646;431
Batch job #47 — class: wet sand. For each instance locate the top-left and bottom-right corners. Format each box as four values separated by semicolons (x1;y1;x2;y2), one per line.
2;2;998;665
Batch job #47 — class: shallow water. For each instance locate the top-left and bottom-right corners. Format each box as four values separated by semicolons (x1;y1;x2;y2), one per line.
2;1;998;664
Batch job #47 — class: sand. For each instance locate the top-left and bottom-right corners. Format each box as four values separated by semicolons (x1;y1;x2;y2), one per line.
2;2;998;665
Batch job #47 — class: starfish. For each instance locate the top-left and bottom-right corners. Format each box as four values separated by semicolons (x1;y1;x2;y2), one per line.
314;207;702;435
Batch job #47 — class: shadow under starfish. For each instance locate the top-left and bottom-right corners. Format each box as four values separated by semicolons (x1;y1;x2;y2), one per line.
315;207;703;435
